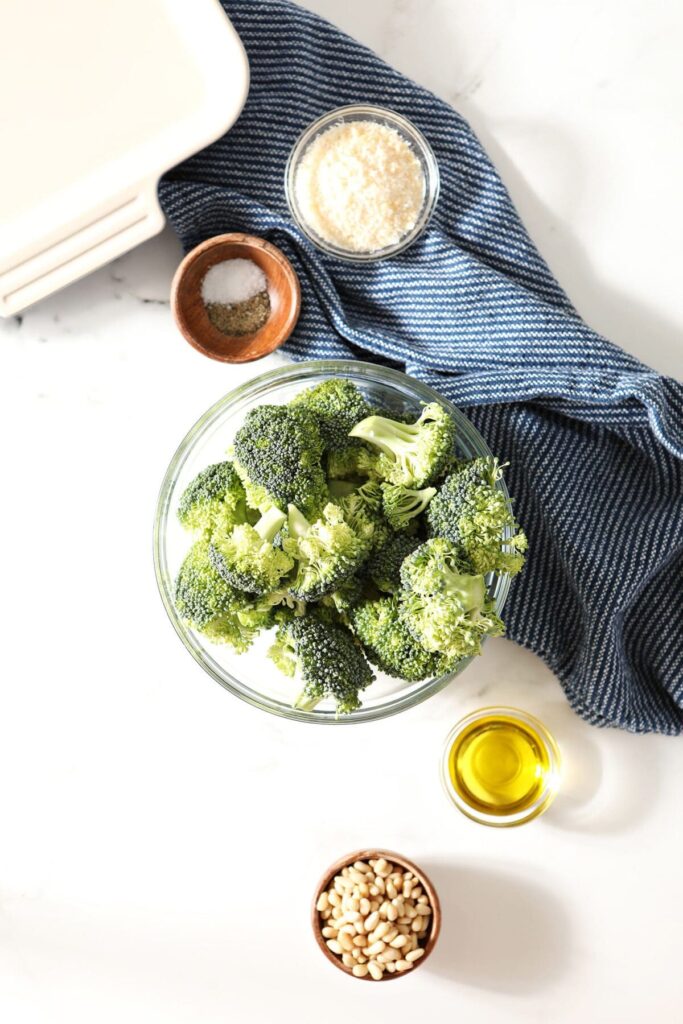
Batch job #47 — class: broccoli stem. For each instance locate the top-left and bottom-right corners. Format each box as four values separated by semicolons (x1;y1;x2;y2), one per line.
293;689;321;712
349;415;420;460
382;484;437;527
254;506;286;543
442;564;486;612
287;504;311;539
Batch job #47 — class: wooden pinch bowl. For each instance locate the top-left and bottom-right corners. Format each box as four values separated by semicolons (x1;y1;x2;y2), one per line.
312;849;441;981
171;233;301;363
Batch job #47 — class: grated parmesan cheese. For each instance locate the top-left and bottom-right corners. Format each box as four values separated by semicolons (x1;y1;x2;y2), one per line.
294;120;426;253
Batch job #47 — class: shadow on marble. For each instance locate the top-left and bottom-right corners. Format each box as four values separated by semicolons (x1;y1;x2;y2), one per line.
423;861;571;994
539;696;663;837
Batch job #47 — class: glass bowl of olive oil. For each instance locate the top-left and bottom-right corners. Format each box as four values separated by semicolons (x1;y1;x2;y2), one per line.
441;707;561;827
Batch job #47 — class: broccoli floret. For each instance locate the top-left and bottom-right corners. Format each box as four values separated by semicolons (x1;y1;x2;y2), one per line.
398;538;504;659
268;617;374;715
173;539;259;652
177;461;246;535
367;534;422;593
327;441;381;482
349;402;455;488
351;596;455;682
400;538;486;606
254;588;307;617
208;507;293;595
284;503;369;601
291;379;372;451
381;482;436;531
320;573;367;620
231;405;327;518
425;458;527;576
334;480;390;554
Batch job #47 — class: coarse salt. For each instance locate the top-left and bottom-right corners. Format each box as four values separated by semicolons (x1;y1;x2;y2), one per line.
294;120;426;253
201;258;267;306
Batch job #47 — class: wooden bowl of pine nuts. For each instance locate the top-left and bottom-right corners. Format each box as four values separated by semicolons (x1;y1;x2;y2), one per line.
312;850;441;981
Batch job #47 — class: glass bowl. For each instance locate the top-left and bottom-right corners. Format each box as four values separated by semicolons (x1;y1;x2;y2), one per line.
153;360;511;724
285;105;440;262
441;707;562;827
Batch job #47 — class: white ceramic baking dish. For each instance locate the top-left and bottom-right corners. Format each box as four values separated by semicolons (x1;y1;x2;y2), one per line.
0;0;249;317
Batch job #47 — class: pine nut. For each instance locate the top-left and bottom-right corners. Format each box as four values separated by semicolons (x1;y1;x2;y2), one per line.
383;927;399;945
326;940;343;954
416;904;431;916
395;959;413;972
329;891;340;907
374;877;385;894
373;921;391;940
385;961;396;973
411;917;422;931
375;859;390;877
339;933;354;952
317;892;329;912
368;961;384;981
365;940;386;957
364;911;379;932
352;964;369;978
417;895;428;904
369;885;379;896
342;952;355;967
353;861;371;874
386;904;398;922
406;948;425;963
376;949;399;964
390;934;408;949
403;880;413;899
353;934;367;946
360;898;370;916
386;881;397;899
321;927;338;939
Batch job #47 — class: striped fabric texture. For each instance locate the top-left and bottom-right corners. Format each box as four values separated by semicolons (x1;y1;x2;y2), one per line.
159;0;683;734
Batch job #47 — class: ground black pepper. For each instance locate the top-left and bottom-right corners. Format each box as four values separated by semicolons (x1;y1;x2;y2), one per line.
206;290;271;336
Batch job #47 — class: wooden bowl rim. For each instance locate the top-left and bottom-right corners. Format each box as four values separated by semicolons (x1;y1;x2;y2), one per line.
170;232;301;364
311;849;442;981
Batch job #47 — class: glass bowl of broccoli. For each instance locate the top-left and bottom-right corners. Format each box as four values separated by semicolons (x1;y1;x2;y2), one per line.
153;360;520;723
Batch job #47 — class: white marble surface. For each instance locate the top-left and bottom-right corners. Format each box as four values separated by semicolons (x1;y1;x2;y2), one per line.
1;2;681;1022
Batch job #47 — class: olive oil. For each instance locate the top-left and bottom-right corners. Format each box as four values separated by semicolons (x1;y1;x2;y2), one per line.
447;712;554;817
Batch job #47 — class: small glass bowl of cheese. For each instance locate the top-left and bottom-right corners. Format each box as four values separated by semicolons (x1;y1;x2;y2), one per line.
285;105;440;262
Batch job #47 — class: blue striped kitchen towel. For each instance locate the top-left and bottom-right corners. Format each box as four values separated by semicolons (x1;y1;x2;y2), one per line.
159;0;683;734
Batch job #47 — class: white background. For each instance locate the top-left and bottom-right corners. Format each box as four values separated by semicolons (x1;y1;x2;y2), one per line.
1;1;682;1022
